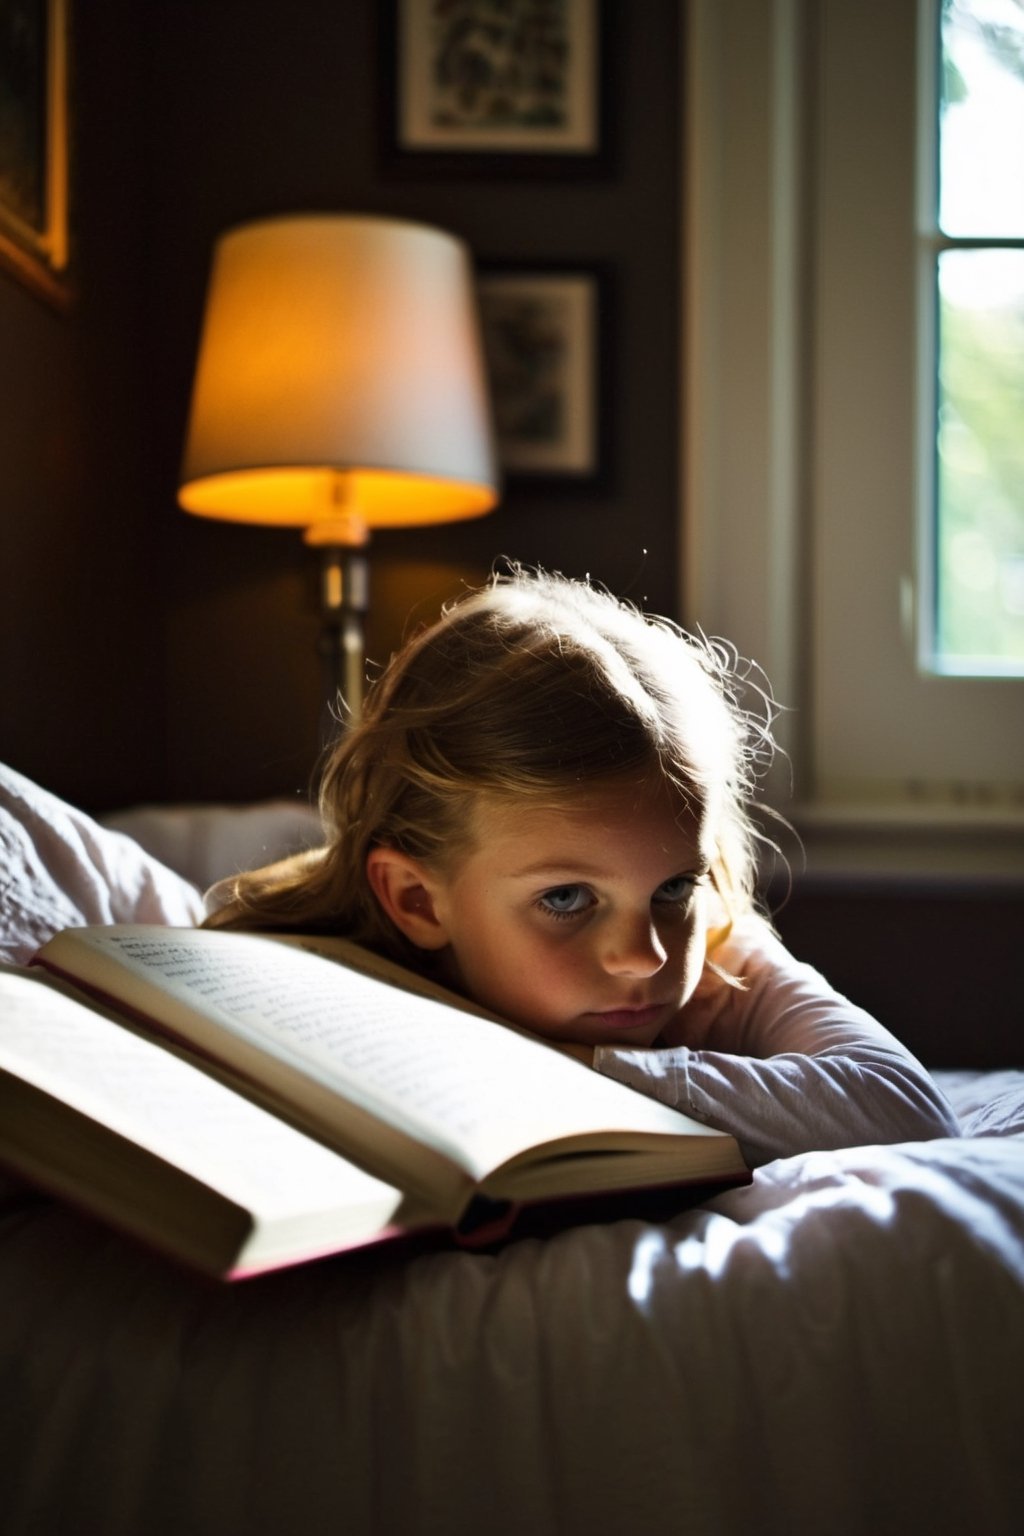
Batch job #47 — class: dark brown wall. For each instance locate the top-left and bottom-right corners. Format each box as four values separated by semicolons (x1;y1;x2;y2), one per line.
772;879;1021;1070
0;0;682;810
0;0;157;811
151;2;682;803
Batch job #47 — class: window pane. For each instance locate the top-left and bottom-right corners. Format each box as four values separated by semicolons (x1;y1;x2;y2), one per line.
940;0;1024;236
936;249;1024;673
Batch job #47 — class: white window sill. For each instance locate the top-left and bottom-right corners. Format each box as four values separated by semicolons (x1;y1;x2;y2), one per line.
773;802;1024;890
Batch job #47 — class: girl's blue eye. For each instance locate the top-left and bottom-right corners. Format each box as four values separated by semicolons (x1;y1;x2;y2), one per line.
538;885;592;918
654;875;696;905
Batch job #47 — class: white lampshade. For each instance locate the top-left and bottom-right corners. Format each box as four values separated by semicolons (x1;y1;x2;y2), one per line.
178;213;499;540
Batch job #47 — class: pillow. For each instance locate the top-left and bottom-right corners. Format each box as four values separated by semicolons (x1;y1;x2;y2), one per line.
0;763;204;967
101;799;324;891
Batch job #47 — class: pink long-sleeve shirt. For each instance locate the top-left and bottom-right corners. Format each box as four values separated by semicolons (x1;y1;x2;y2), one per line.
594;914;960;1167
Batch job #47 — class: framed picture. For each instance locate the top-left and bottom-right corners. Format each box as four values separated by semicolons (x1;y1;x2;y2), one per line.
382;0;610;174
477;266;606;484
0;0;71;310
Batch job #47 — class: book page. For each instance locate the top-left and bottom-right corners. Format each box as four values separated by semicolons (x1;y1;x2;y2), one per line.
43;928;714;1182
0;969;400;1222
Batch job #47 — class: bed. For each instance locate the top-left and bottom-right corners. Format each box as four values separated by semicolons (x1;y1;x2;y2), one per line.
1;761;1022;1535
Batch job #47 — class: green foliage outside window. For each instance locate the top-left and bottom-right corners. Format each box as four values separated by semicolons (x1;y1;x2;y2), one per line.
935;0;1024;672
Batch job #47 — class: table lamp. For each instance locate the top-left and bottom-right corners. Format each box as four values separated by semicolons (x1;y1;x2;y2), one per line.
177;213;500;723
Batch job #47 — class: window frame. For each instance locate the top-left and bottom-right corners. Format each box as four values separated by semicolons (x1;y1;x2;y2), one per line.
680;0;1024;881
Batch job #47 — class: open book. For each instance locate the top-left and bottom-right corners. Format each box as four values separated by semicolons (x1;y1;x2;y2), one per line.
6;925;748;1279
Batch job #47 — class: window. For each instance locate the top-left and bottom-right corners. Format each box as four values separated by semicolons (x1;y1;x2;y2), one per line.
682;0;1024;875
930;0;1024;675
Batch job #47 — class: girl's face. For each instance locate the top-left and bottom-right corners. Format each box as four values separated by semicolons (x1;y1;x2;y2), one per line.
427;779;714;1048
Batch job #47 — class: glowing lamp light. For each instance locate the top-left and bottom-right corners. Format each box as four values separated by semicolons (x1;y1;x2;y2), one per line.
178;213;499;721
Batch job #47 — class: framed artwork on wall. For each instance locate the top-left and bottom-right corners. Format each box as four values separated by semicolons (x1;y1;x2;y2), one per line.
0;0;70;310
477;266;606;485
382;0;610;174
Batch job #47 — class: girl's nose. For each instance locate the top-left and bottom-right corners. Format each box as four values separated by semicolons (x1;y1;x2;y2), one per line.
600;914;668;978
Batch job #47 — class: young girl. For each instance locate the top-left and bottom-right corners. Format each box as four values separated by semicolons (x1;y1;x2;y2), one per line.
207;568;958;1165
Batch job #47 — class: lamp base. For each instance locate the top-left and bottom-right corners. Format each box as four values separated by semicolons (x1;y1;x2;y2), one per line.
316;543;369;730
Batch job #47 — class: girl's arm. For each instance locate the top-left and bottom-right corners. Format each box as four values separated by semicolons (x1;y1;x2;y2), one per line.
593;914;960;1166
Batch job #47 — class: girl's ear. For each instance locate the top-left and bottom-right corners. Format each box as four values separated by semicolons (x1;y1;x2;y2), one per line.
365;848;451;951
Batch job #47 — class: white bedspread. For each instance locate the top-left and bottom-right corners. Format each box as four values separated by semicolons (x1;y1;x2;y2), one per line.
0;1083;1020;1536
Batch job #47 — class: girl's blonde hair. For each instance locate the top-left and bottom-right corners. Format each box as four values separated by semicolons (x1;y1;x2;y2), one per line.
206;568;777;964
